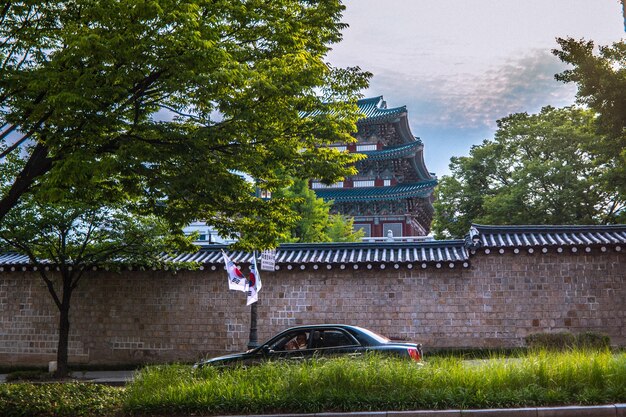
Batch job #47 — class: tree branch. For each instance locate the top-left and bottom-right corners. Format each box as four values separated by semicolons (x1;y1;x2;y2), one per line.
0;141;53;219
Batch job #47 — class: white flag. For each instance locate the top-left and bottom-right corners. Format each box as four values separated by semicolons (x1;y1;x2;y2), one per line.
246;253;262;305
222;250;247;292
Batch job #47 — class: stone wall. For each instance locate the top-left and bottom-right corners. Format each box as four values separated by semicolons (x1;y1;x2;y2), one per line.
0;248;624;366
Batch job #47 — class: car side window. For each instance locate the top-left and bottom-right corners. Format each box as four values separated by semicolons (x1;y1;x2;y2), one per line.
317;329;357;348
271;331;310;351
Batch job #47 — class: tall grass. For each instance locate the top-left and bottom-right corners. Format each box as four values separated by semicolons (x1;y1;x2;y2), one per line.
124;349;626;416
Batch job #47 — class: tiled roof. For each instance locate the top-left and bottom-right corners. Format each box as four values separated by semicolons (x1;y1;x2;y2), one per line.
313;180;438;202
166;241;468;268
299;96;405;124
356;96;407;124
0;241;471;271
361;141;422;161
468;224;626;251
3;224;624;272
0;252;34;266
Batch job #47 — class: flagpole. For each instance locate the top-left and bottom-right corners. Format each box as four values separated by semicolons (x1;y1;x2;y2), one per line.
247;251;259;349
247;302;258;349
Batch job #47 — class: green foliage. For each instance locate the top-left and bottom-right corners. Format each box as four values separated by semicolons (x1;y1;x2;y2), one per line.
0;168;198;377
123;351;626;415
433;106;625;238
525;332;577;351
0;199;195;270
276;179;364;243
576;332;612;350
3;352;625;416
327;213;365;242
553;38;626;199
0;383;124;417
526;332;611;351
0;0;371;249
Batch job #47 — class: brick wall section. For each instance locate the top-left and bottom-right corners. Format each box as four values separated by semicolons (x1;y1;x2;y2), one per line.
0;249;624;366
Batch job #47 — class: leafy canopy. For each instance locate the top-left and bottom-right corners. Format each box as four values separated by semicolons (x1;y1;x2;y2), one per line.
433;106;625;239
0;0;371;249
275;178;364;243
553;38;626;198
0;153;195;377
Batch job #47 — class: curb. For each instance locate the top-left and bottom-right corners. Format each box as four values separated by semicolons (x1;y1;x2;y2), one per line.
225;405;626;417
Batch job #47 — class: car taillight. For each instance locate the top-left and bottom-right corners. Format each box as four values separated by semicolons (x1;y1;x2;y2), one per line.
407;347;421;361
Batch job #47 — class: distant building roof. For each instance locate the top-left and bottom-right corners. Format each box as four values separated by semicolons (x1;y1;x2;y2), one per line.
360;141;422;161
356;96;407;124
314;180;438;202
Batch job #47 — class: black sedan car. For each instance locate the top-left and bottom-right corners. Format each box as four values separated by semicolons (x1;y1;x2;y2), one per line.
194;324;422;367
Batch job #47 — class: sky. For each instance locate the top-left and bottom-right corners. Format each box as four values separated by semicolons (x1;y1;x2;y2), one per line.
327;0;625;177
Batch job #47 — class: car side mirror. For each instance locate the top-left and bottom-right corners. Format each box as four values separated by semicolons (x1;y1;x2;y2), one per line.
261;345;272;355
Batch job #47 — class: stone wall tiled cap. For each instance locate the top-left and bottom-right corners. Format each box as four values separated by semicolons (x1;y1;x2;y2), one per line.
4;223;626;268
0;240;469;267
468;224;626;249
165;240;469;265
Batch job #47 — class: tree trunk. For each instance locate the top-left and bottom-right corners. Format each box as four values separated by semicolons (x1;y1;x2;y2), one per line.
55;300;70;378
54;273;73;378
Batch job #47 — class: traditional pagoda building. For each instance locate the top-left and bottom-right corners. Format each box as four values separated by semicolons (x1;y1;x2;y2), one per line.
311;96;437;238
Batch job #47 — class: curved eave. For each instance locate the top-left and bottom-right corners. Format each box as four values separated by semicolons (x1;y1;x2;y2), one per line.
357;108;406;125
357;99;434;180
314;180;437;202
361;141;423;161
408;149;435;181
356;96;407;125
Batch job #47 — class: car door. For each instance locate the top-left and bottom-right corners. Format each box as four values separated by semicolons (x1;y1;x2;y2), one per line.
310;328;362;357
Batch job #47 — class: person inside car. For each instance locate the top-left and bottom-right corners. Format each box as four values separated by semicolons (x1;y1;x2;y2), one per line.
285;333;308;350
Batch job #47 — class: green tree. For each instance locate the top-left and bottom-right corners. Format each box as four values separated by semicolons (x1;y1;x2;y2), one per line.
0;0;370;249
275;178;363;243
0;193;194;377
0;120;195;379
327;213;364;242
433;106;625;239
553;38;626;199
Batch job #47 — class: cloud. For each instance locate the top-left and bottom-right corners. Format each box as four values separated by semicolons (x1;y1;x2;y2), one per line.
366;49;578;132
360;49;582;176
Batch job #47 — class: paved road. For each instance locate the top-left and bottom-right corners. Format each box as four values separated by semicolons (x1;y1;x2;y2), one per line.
0;370;135;385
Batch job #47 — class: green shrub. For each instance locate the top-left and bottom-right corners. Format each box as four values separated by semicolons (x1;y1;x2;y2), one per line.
0;383;124;417
525;332;576;350
576;332;611;349
525;332;611;350
426;347;528;359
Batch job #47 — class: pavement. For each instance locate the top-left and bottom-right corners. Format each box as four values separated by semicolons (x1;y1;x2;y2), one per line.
0;369;136;386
